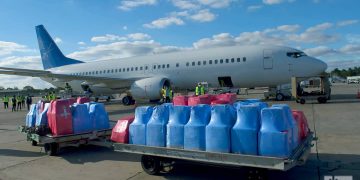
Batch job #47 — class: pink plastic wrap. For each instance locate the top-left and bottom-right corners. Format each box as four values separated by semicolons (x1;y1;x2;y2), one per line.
111;115;135;143
173;95;188;106
76;97;91;104
292;110;310;140
47;99;73;136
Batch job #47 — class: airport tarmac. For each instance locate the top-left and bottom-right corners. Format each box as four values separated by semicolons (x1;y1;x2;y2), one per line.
0;83;359;180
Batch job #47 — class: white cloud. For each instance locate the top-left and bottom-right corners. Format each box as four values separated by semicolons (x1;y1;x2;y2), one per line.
172;0;200;9
247;5;263;12
337;19;359;27
277;24;300;32
127;33;151;40
339;44;360;54
263;0;295;5
303;46;336;57
306;22;333;32
287;23;338;44
78;41;86;45
346;34;360;44
91;34;127;42
54;37;62;44
0;41;33;56
118;0;157;11
197;0;233;8
143;17;185;29
189;9;216;22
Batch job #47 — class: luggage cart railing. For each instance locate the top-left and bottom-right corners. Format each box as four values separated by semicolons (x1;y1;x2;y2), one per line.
113;132;313;173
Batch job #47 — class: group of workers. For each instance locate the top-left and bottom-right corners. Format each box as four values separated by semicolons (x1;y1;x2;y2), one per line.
161;83;206;103
1;95;33;112
45;92;57;101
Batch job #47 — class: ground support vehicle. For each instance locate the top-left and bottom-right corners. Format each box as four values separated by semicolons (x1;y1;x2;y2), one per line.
291;76;331;104
18;125;112;156
113;133;314;178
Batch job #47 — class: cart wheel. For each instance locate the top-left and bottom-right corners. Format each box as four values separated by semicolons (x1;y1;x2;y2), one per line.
31;140;38;146
141;155;160;175
317;97;327;104
246;168;267;180
275;93;284;101
44;143;59;156
300;99;306;104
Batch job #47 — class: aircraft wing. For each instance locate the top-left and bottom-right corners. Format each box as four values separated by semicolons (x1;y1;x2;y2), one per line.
0;67;135;88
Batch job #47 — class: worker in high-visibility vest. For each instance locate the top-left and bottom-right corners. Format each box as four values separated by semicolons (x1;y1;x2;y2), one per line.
51;92;57;100
16;95;22;111
164;86;171;103
161;86;166;103
169;88;173;102
2;95;9;109
195;83;205;96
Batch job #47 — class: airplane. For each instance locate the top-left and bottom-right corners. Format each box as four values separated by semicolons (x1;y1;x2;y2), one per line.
0;25;327;105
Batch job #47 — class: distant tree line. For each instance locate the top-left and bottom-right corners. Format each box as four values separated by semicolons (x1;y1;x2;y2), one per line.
331;66;360;78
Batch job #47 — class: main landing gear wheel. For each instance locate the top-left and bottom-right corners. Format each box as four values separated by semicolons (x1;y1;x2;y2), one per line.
122;96;135;106
141;155;161;175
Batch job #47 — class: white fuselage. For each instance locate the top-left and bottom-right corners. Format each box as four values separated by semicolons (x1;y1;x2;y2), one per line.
42;45;327;95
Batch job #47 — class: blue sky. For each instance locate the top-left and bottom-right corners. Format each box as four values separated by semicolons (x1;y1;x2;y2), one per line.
0;0;359;88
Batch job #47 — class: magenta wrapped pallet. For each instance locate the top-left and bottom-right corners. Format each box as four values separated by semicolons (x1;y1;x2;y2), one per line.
188;95;211;106
214;93;237;104
173;95;188;106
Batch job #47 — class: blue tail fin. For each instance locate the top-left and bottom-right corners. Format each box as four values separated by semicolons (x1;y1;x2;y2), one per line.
36;25;83;70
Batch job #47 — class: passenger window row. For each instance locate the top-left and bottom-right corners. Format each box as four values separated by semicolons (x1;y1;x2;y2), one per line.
70;57;245;76
185;57;247;67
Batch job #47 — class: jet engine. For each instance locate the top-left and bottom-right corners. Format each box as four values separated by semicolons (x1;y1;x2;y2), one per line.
130;77;171;100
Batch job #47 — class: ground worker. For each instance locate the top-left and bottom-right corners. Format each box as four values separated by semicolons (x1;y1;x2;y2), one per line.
195;83;205;96
26;95;32;111
16;95;22;111
11;95;16;112
164;86;171;103
21;95;25;108
161;86;166;103
51;91;56;100
3;95;9;109
169;88;173;102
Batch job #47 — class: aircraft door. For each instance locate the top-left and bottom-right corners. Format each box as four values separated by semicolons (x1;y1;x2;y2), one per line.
263;49;273;69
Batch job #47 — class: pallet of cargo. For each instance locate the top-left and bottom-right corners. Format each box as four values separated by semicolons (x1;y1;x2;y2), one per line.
18;125;112;156
113;132;313;176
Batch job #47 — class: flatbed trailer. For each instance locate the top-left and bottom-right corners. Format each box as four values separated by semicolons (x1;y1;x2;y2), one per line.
113;132;314;176
19;125;112;156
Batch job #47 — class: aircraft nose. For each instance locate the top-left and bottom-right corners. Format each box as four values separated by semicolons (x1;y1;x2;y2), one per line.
314;58;327;73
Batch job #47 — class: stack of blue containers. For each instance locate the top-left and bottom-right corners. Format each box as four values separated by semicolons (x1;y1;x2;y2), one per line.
128;99;298;159
166;105;191;148
231;105;260;155
89;103;110;130
129;106;153;145
26;104;37;128
272;104;299;150
146;105;170;147
259;107;291;158
71;104;92;134
206;104;235;153
35;103;50;127
184;104;211;151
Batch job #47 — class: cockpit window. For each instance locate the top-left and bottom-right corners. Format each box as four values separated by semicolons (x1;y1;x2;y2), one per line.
287;52;307;58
